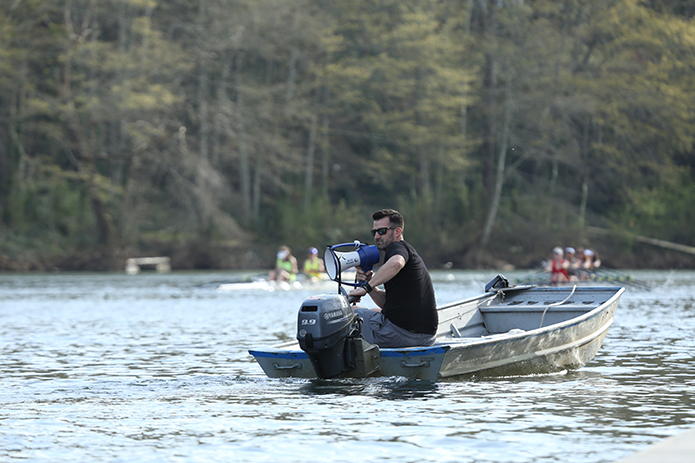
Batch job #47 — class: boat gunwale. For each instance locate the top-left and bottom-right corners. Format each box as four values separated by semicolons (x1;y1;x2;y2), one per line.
434;286;625;350
248;286;625;364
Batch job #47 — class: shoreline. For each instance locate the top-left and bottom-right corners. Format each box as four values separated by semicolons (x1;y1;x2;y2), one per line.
1;243;693;273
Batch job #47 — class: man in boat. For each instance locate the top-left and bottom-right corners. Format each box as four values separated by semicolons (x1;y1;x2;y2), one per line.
302;247;325;281
578;248;601;281
348;209;438;348
545;247;569;284
583;248;601;271
565;247;581;282
268;246;298;282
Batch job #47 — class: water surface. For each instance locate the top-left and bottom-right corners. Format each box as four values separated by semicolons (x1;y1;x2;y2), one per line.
1;270;693;462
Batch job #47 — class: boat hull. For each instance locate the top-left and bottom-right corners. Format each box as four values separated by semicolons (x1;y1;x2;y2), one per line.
249;285;625;380
438;296;618;378
250;340;449;381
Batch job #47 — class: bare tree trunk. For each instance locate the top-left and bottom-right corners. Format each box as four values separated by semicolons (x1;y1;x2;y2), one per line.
460;104;467;140
286;47;298;102
415;67;431;198
178;126;210;237
480;0;496;196
192;0;215;241
465;0;475;34
212;59;231;166
64;107;117;262
252;154;261;220
579;176;589;231
7;86;27;228
321;87;330;199
197;0;209;160
198;68;209;160
285;6;300;103
235;52;251;220
112;1;127;186
546;158;558;227
577;118;592;239
321;111;330;199
480;80;512;248
434;145;444;227
62;1;116;266
419;151;431;198
303;115;317;212
459;82;468;189
482;50;496;195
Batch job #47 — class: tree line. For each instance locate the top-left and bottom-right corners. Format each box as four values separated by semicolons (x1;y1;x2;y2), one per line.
2;0;694;270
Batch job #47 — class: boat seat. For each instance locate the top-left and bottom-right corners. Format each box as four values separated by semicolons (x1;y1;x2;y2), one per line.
449;323;490;338
480;304;599;313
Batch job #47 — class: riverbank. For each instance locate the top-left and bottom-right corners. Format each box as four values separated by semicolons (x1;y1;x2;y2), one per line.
1;233;693;272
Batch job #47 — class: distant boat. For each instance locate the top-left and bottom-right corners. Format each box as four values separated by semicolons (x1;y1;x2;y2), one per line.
514;267;651;291
249;275;625;380
217;279;299;292
217;271;357;292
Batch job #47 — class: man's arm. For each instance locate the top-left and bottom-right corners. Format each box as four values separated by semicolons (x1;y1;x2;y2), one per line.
349;254;406;309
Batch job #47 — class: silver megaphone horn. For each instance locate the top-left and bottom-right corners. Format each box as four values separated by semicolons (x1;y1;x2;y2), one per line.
324;241;380;286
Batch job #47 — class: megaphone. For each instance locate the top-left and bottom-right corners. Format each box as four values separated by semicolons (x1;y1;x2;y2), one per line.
324;241;381;285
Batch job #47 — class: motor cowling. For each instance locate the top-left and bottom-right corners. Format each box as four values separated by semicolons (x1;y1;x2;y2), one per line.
297;294;359;379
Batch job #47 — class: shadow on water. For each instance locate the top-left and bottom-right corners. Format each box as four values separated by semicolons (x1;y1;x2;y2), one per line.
298;377;442;400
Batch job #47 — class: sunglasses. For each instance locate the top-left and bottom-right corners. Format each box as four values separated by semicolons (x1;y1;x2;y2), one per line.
371;226;397;236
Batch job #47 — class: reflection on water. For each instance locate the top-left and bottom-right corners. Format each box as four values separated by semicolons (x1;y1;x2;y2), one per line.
0;270;694;462
298;377;442;401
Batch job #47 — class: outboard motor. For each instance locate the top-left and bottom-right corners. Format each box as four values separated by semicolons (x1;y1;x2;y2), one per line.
297;294;361;379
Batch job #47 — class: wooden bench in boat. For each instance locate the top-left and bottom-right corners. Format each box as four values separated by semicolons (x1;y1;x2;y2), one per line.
445;299;608;339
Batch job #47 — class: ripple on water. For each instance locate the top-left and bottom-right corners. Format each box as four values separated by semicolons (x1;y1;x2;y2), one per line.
1;270;694;463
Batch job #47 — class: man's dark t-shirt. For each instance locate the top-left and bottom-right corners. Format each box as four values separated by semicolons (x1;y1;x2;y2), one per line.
382;241;438;335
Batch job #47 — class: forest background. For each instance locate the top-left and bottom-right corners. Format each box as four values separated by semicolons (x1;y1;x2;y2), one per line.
1;0;694;272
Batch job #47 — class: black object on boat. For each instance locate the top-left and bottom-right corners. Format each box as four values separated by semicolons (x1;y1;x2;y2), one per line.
296;294;360;379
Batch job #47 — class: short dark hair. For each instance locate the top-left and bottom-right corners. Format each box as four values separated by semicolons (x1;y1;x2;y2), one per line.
372;209;404;229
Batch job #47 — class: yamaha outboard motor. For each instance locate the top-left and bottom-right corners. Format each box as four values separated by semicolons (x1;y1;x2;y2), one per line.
297;294;361;379
297;241;380;379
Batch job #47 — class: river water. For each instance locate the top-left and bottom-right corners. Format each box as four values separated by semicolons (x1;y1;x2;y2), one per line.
1;270;693;462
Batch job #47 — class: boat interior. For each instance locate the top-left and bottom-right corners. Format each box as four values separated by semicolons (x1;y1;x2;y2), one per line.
438;286;618;339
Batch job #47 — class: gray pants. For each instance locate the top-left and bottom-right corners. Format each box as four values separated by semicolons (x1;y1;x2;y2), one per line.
353;308;436;348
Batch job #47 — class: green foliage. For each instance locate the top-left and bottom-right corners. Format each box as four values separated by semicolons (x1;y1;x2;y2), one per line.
322;0;472;199
614;166;695;245
2;160;98;247
2;0;695;269
270;195;369;253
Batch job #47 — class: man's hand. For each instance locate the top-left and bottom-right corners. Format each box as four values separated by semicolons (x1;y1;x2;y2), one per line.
348;285;368;300
354;266;373;283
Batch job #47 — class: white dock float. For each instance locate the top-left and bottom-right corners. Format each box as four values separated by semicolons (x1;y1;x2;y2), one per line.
616;427;695;463
125;257;171;275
